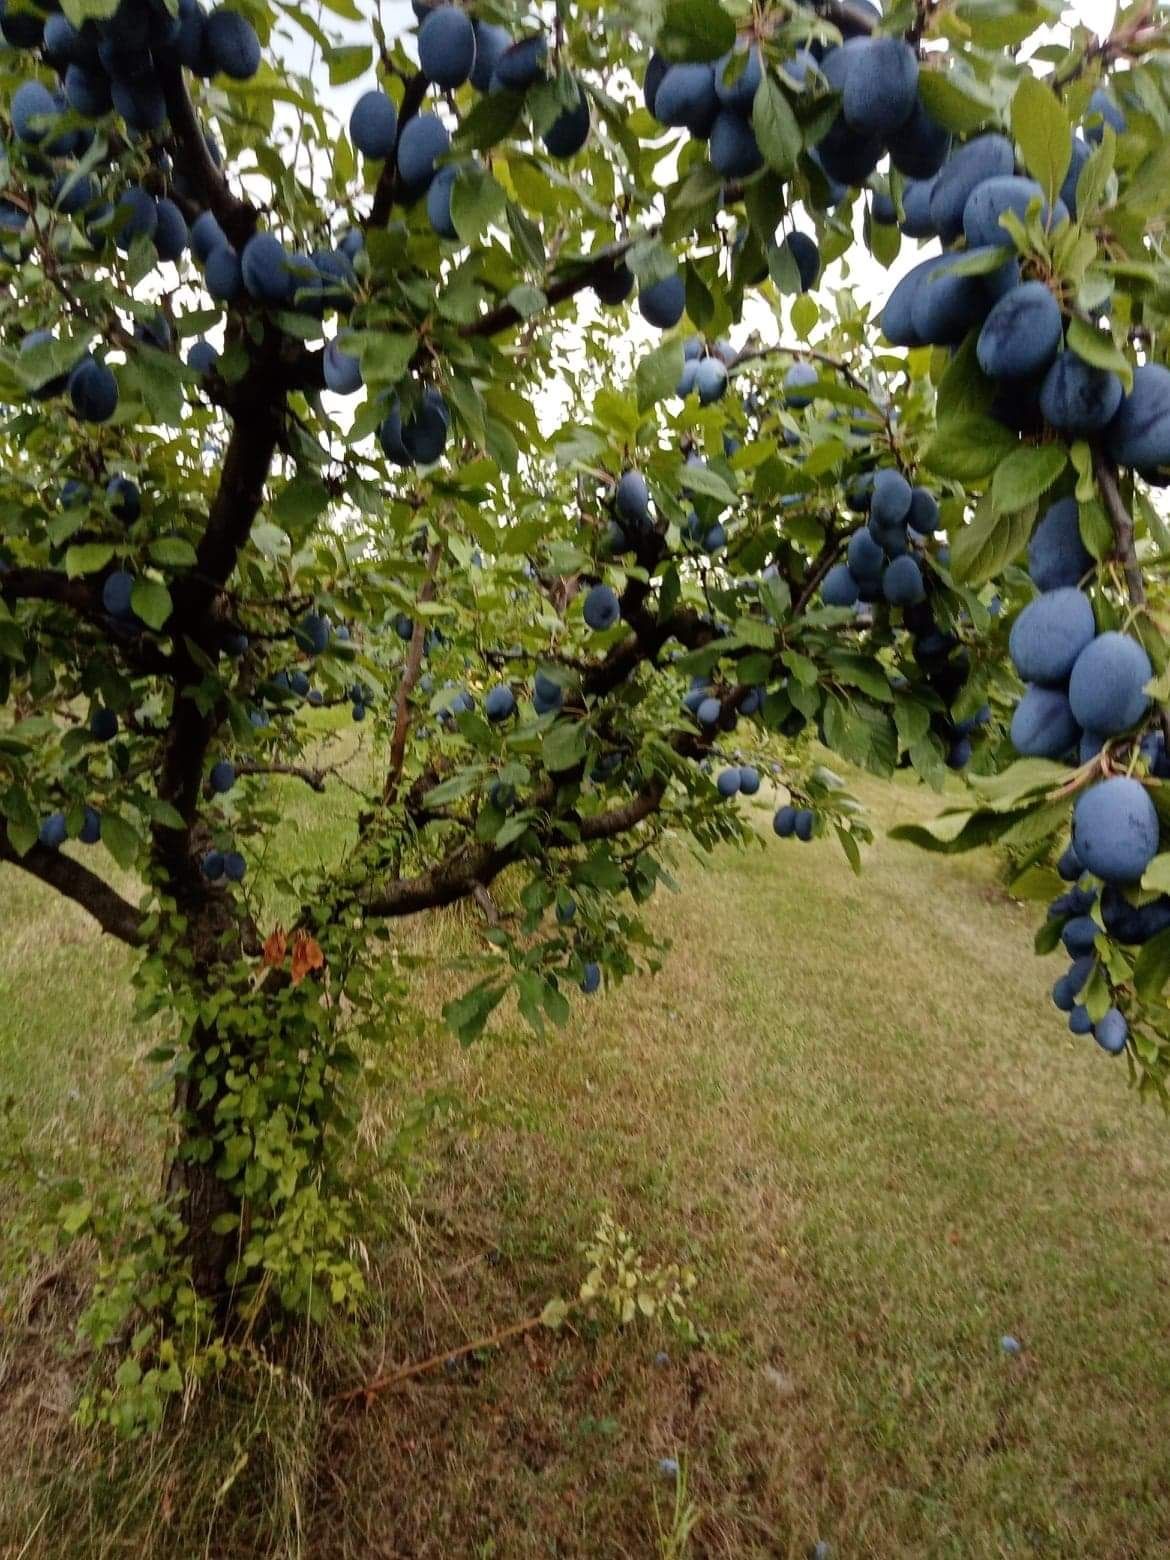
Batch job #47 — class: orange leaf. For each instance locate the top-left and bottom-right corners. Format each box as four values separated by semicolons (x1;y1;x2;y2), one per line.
291;931;325;985
262;926;288;967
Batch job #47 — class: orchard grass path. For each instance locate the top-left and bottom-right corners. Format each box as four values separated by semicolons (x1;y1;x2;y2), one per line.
2;755;1170;1558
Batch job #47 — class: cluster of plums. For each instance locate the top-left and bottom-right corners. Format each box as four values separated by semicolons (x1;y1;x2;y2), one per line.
1043;833;1156;1055
4;0;260;143
772;803;815;841
678;336;735;405
877;99;1170;467
37;803;102;849
20;328;119;422
1008;504;1152;767
821;467;935;610
716;763;760;798
347;4;588;248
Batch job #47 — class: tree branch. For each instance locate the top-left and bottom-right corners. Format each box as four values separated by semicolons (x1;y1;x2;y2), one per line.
234;760;330;792
0;821;145;946
157;63;255;247
460;237;635;341
1;569;173;678
1091;442;1145;605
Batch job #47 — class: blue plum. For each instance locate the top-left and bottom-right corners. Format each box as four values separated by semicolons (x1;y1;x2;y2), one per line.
349;90;398;159
544;81;590;158
976;282;1063;380
396;113;450;192
1068;631;1152;735
1106;363;1170;470
842;38;918;137
638;272;685;329
1008;588;1096;685
883;555;925;605
68;357;118;422
418;6;476;89
822;563;860;607
1094;1007;1128;1054
1039;350;1123;436
710;111;762;177
1027;497;1092;592
583;583;620;631
484;684;517;722
929;133;1015;242
205;7;261;80
654;63;718;137
1073;776;1160;883
773;805;796;837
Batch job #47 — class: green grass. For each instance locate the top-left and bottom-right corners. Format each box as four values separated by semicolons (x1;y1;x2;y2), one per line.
3;765;1170;1557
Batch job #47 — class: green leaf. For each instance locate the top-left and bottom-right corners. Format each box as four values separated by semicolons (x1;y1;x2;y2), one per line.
635;337;684;412
328;43;373;86
950;495;1032;586
657;0;736;63
272;474;331;537
1011;74;1071;207
99;811;141;871
443;980;507;1044
148;537;198;569
752;72;801;175
1134;927;1170;1003
917;69;997;134
130;579;172;630
991;445;1067;514
64;543;114;577
543;719;587;773
451;164;508;244
356;330;417;389
506;284;547;318
921;415;1017;480
1065;316;1133;393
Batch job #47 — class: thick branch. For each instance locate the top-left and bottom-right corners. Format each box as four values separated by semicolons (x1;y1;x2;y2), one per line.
157;62;255;248
0;821;145;946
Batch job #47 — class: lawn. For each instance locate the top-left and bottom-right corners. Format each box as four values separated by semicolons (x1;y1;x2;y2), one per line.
2;759;1169;1558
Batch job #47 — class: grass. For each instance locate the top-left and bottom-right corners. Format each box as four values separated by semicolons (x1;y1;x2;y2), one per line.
3;760;1170;1557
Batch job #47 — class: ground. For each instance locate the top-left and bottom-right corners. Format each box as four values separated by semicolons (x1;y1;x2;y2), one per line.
2;758;1169;1558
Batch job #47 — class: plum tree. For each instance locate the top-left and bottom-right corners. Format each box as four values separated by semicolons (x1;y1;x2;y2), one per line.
4;0;1170;1431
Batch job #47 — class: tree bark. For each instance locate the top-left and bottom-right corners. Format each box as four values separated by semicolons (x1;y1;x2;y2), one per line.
165;1020;242;1311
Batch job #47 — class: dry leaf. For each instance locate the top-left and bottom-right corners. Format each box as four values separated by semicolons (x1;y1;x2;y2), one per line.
291;930;325;985
262;926;288;967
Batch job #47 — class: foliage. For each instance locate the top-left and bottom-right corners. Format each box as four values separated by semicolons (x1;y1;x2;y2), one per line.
5;0;1170;1428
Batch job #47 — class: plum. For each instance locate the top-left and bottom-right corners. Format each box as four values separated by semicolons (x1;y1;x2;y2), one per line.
638;273;685;329
349;90;398;159
1073;776;1160;883
1039;350;1123;436
1027;497;1092;592
976;282;1062;380
655;63;718;137
418;6;476;89
783;361;818;408
1106;363;1170;470
883;555;925;605
543;82;590;158
1068;631;1152;735
583;583;620;630
1012;685;1081;758
822;563;860;607
842;38;918;138
205;6;261;80
396;113;450;192
710;111;762;178
929;133;1015;242
1008;587;1096;684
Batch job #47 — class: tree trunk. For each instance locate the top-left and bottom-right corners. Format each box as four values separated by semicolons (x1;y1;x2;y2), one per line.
164;1021;245;1310
165;1034;243;1310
